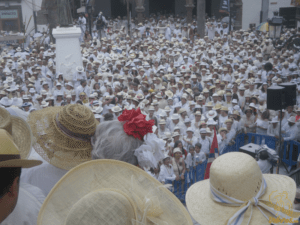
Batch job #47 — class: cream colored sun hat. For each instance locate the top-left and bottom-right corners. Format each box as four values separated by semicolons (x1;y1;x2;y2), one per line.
0;107;33;159
37;159;193;225
0;129;41;168
186;152;299;225
27;104;97;170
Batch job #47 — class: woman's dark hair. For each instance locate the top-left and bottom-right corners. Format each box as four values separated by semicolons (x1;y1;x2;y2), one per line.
149;163;161;173
0;167;21;198
133;78;140;85
261;110;270;120
104;113;114;121
195;143;202;149
232;93;239;101
76;100;83;105
174;140;185;155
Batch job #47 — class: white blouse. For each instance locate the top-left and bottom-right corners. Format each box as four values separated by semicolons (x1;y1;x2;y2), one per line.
158;164;176;183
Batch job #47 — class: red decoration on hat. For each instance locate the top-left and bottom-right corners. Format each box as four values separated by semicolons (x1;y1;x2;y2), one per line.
118;108;154;140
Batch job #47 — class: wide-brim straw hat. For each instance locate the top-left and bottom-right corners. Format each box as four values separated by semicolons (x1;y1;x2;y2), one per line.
27;104;97;170
186;152;298;225
37;160;193;225
0;107;32;159
0;129;41;168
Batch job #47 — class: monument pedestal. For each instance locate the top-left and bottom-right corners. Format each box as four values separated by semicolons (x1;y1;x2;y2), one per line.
53;26;83;82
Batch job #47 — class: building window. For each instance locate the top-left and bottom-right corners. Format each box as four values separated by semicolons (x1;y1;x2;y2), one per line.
0;6;22;32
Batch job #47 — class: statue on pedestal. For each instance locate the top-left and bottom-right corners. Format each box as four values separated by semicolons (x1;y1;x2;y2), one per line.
57;0;73;27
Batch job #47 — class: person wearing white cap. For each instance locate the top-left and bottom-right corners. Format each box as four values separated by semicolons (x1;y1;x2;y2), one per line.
158;153;176;183
198;128;210;157
158;119;170;137
267;117;280;137
183;127;198;150
111;106;122;120
73;66;86;89
282;116;299;142
169;113;185;134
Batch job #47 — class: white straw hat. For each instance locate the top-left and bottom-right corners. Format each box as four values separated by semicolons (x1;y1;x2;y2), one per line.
186;152;298;225
37;160;193;225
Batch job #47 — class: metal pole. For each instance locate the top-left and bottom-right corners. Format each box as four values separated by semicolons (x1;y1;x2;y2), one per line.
32;0;37;33
197;0;205;37
229;1;232;34
127;0;130;36
276;109;282;174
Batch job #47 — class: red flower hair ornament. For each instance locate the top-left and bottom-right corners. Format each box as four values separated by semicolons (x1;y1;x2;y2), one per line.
118;108;154;140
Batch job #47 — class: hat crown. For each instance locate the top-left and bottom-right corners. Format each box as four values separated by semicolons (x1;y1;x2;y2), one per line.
0;129;19;155
210;152;263;201
58;104;96;136
65;189;135;225
0;107;12;135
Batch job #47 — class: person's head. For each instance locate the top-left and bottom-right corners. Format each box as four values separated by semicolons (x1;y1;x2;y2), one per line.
189;145;195;156
92;121;143;166
245;109;252;117
0;167;21;222
259;150;269;160
173;147;182;159
174;140;183;149
225;119;233;130
0;128;42;223
163;156;171;166
195;143;202;153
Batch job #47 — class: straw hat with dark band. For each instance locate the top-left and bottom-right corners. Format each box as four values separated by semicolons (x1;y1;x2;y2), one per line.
37;159;193;225
0;129;41;168
186;152;299;225
27;104;97;170
0;107;32;159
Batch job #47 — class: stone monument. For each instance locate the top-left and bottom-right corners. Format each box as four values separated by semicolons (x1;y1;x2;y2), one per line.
52;0;83;81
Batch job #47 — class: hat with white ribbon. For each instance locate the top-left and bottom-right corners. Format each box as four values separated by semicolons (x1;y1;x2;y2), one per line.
186;152;300;225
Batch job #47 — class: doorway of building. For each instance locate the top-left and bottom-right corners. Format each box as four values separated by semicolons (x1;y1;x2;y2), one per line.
111;0;131;19
149;0;175;16
193;0;220;18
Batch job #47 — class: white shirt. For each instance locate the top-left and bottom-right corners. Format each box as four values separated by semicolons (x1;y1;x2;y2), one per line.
198;137;210;155
158;164;176;183
21;162;68;196
257;159;272;174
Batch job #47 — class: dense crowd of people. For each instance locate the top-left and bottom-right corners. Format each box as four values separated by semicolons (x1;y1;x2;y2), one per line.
1;13;300;225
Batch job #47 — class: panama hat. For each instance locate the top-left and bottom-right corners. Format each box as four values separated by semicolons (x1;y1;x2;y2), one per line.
159;119;166;125
171;114;180;120
76;66;84;72
218;127;228;133
0;107;33;159
172;132;180;137
0;97;13;107
206;110;217;119
27;104;97;170
0;129;41;168
288;116;296;123
37;160;193;225
186;152;299;225
111;106;122;113
213;103;222;110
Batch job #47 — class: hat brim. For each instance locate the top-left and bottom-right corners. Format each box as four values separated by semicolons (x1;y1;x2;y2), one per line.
0;159;42;168
206;112;217;119
38;159;193;225
11;116;33;159
186;174;296;225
